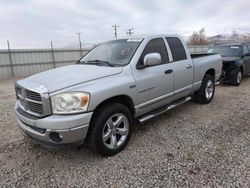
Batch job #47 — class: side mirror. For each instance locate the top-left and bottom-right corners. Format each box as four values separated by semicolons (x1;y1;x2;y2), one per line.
242;53;250;58
143;53;162;67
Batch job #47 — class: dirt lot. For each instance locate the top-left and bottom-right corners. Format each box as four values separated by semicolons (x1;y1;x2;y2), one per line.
0;78;250;187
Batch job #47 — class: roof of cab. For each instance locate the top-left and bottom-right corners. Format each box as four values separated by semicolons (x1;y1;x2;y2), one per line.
112;34;182;41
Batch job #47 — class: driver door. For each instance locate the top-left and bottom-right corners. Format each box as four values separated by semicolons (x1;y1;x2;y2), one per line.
132;38;174;116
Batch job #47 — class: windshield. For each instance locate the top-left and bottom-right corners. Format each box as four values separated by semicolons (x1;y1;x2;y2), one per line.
207;46;241;57
79;39;142;66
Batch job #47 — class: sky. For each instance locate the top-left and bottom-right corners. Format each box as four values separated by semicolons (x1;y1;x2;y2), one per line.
0;0;250;49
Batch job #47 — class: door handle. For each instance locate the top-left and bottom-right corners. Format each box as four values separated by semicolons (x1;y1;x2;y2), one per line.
186;64;193;69
164;69;173;74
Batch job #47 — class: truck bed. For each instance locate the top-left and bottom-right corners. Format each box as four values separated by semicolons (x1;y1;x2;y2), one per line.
191;53;222;87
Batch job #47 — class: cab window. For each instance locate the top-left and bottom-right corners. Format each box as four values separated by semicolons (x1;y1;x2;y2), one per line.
166;37;187;61
243;46;249;55
137;38;169;67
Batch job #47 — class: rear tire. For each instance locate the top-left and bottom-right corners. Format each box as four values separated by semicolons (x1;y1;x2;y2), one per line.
229;68;242;86
194;74;215;104
87;103;133;156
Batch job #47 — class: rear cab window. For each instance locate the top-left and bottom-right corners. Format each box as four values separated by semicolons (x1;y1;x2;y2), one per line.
166;37;187;61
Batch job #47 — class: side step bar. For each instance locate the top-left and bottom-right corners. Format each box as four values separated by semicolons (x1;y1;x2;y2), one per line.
138;96;192;123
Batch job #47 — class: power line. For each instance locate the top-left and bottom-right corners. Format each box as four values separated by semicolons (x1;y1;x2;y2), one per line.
112;24;120;39
126;28;134;37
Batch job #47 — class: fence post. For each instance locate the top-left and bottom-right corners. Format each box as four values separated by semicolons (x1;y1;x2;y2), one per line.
50;41;56;68
7;40;14;77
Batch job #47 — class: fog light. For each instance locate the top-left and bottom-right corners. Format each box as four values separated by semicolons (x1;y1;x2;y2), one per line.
49;132;63;143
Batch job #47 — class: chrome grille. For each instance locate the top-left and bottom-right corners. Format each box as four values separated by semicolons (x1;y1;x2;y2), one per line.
26;90;42;101
15;85;51;117
27;100;43;114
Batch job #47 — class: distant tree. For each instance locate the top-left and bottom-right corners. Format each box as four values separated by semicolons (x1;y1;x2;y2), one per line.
231;31;239;41
188;28;209;45
246;34;250;42
241;33;250;43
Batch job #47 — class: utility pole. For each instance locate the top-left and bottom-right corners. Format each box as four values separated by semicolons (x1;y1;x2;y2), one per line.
76;32;83;56
112;24;120;39
217;35;220;45
7;40;14;77
214;34;221;45
126;28;134;37
50;41;56;68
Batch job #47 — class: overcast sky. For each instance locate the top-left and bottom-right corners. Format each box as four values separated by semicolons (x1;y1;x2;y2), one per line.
0;0;250;48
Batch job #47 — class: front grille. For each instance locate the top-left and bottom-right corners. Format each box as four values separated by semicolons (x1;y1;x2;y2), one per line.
27;101;43;114
15;85;51;117
26;90;42;101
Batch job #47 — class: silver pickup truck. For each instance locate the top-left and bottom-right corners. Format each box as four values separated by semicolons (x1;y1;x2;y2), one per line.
15;35;222;156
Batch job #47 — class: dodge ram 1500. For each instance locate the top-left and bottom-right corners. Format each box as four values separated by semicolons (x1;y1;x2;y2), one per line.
15;35;222;156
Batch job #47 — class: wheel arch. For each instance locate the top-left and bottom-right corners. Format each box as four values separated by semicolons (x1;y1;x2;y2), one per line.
234;59;244;74
240;66;244;74
205;68;215;79
92;95;135;118
86;95;134;156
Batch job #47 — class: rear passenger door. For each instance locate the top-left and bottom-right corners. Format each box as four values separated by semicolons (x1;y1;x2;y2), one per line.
166;37;194;98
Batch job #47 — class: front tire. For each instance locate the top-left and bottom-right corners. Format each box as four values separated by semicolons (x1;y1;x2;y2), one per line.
194;74;215;104
230;69;242;86
87;103;133;156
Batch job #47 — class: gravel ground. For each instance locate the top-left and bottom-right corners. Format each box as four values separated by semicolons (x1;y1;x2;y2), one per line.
0;78;250;187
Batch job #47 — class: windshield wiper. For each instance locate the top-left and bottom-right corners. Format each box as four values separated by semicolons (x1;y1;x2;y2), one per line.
85;60;114;67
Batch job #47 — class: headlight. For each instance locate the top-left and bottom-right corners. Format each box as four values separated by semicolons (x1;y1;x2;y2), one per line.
51;92;90;114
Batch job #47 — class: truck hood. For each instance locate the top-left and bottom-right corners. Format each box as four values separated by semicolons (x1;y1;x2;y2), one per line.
222;57;240;63
23;65;123;92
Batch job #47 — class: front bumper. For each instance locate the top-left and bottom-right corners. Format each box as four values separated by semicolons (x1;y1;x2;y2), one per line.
15;103;93;147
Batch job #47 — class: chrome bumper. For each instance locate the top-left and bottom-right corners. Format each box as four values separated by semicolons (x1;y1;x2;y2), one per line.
15;103;93;146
